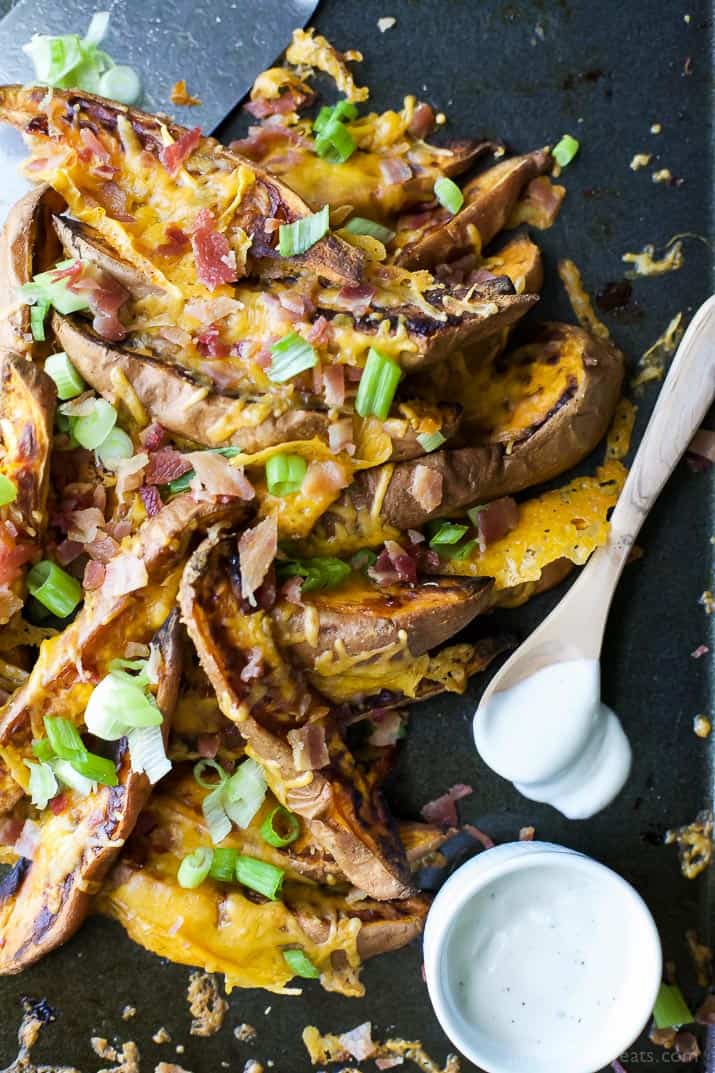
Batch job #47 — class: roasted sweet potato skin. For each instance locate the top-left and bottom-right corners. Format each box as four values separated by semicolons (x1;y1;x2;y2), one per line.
0;612;181;974
328;322;625;530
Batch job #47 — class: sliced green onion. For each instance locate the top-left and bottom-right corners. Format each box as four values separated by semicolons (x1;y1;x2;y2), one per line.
0;474;17;507
44;352;86;400
278;205;330;258
269;332;318;384
466;505;486;527
30;300;49;341
283;947;320;979
98;65;142;105
71;750;118;786
653;982;693;1029
27;560;82;618
209;846;238;883
223;758;267;829
315;116;356;163
261;805;301;847
552;134;580;168
434;176;464;215
202;784;232;845
235;855;284;900
44;715;85;762
344;217;395;244
416;430;446;453
193;758;228;790
23;33;84;85
96;427;134;469
313;99;358;132
32;738;54;763
276;556;351;593
429;522;469;546
20;261;90;316
438;538;478;562
266;454;307;496
350;548;377;571
24;760;58;810
72;398;117;450
178;846;213;889
85;671;162;741
355;347;402;421
127;724;171;784
50;757;95;796
84;11;110;46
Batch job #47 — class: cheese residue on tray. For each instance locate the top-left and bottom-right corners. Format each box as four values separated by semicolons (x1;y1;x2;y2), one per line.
631;313;683;391
622;240;684;277
558;259;610;340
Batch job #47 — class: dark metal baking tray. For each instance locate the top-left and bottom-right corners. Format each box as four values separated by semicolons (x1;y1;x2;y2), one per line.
0;1;712;1071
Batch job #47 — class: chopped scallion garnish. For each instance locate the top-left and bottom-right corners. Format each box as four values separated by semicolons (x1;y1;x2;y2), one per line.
177;847;214;889
71;750;118;786
313;99;358;132
44;715;84;762
24;759;58;810
27;560;82;618
44;352;86;400
466;505;486;526
223;759;267;829
265;453;307;496
96;427;134;469
164;446;241;496
552;134;580;168
98;65;142;105
278;205;330;257
268;332;318;383
261;805;301;848
653;982;693;1029
276;556;351;592
434;176;464;214
429;522;469;546
209;846;239;883
0;474;17;507
126;724;171;784
72;398;117;451
315;116;356;163
355;347;402;421
20;260;90;316
416;430;446;453
283;947;320;978
30;300;49;341
85;670;162;741
50;757;95;796
235;854;284;900
344;217;395;244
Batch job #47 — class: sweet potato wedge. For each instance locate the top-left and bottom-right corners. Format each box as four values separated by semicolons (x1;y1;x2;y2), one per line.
0;185;63;354
180;531;414;901
482;228;544;295
100;770;434;994
0;611;181;974
397;149;552;271
322;322;624;530
0;85;364;287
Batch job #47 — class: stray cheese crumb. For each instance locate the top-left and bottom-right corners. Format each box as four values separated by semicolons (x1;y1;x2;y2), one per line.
630;153;652;171
622;240;684;278
650;122;663;134
377;16;396;32
693;714;712;739
684;12;691;21
699;590;714;615
435;112;446;126
122;1006;136;1022
187;972;228;1037
234;1024;258;1043
152;1027;172;1045
631;313;683;391
665;811;713;879
652;168;673;184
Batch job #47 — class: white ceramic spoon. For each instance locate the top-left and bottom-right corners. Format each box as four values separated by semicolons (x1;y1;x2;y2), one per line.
474;295;715;816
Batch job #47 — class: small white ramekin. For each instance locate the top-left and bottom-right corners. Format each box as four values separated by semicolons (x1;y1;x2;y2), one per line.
423;841;662;1073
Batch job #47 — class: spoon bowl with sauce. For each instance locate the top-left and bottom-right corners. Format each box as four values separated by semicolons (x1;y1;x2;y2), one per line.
475;295;715;818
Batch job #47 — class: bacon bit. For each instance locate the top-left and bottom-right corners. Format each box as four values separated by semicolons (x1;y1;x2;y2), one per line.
0;527;34;587
368;710;404;747
14;819;40;860
519;825;535;841
188;452;255;500
83;559;106;591
156;224;191;257
238;515;278;606
379;156;412;186
328;418;355;456
407;529;425;544
48;792;68;815
465;823;496;850
244;86;311;119
376;1059;404;1070
103;553;148;597
192;209;238;291
338;1023;375;1062
171;80;202;107
421;784;473;827
688;428;715;464
281;576;304;605
65;263;129;342
85;532;120;563
140;423;167;451
239;646;265;683
196;324;230;358
92;179;134;222
0;817;23;845
67;507;105;544
408;101;436;139
411;464;443;512
516;176;566;229
691;644;709;659
302;460;349;498
277;289;314;319
110;519;133;541
185;296;242;324
197;733;220;758
287;722;330;772
308;315;331;346
115;452;150;498
140;485;163;517
322;364;345;407
145;448;193;486
79;127;116;176
685;928;712;986
54;538;84;566
477;496;520;549
337;284;375;317
159;126;202;176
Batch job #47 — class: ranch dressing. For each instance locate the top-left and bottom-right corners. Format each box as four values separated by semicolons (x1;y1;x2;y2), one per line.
474;659;631;818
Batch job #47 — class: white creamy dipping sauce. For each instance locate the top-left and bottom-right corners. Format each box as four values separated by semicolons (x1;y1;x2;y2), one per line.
474;658;631;818
444;861;649;1070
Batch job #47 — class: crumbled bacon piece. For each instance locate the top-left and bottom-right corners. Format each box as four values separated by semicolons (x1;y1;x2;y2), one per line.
328;418;355;455
66;507;104;544
239;646;265;683
83;559;106;591
238;515;277;606
145;448;193;486
244;85;313;118
287;722;330;771
140;485;163;516
379;156;412;185
421;783;473;826
307;315;331;346
159;126;201;176
477;496;520;549
323;364;345;406
103;553;148;597
140;423;167;451
368;710;404;747
55;538;83;566
156;225;191;257
337;284;375;317
338;1023;375;1062
411;464;443;513
196;324;229;358
280;576;304;605
191;209;238;291
49;792;68;815
197;734;220;758
188;453;255;500
407;101;436;139
0;525;34;587
301;461;349;498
